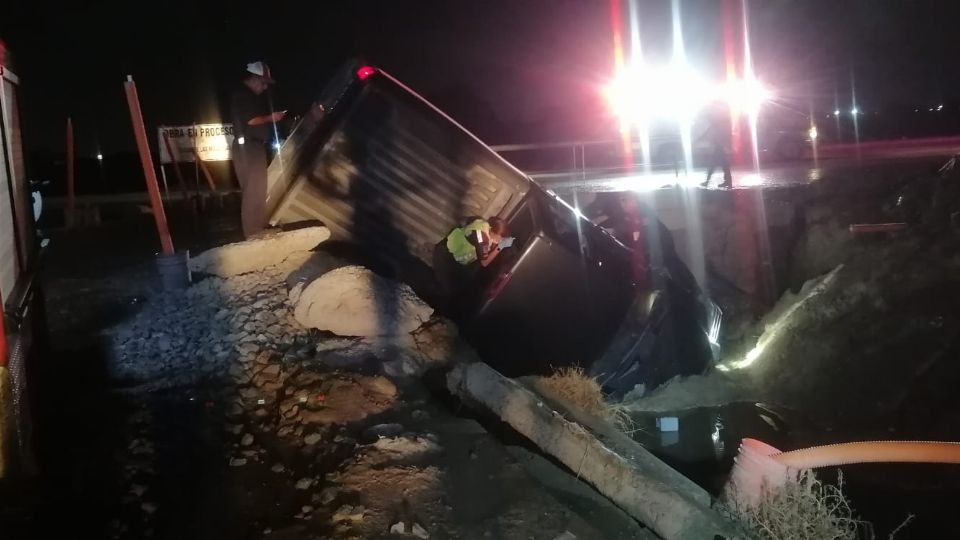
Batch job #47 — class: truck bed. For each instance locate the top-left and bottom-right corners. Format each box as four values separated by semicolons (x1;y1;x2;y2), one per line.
266;63;530;268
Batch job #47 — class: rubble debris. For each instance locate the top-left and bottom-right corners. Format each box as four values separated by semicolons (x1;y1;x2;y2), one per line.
390;521;430;538
369;436;442;465
295;478;314;490
188;226;331;277
362;423;405;441
106;264;308;388
295;375;397;425
319;487;340;506
93;228;675;539
332;504;367;524
292;265;433;336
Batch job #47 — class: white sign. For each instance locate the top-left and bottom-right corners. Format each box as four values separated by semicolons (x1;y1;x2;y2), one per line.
158;123;235;164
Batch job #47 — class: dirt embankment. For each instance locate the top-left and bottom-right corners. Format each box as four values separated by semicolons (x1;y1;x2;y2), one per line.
632;159;960;432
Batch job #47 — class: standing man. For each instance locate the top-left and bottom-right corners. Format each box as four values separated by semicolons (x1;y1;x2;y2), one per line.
699;107;733;189
230;61;285;238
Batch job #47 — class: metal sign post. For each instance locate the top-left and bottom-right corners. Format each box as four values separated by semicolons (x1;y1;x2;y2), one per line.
190;144;218;192
161;131;189;201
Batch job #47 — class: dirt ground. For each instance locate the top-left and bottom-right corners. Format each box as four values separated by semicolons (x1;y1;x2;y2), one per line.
0;201;650;540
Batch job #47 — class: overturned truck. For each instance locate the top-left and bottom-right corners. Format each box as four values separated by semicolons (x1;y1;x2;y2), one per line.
264;61;720;393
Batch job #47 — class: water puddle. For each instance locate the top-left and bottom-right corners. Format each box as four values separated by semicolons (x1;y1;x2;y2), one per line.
627;402;807;493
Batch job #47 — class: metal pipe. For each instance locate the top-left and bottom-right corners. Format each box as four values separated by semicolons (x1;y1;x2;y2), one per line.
123;76;174;255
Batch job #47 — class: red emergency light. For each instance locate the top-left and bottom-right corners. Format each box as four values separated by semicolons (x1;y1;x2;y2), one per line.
356;66;376;81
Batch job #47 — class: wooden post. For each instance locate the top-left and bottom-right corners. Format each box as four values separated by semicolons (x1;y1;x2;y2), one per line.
190;145;218;193
123;76;174;255
65;117;75;227
161;131;189;201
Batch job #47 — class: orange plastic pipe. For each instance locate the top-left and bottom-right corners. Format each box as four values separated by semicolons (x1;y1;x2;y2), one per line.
124;76;174;255
774;441;960;469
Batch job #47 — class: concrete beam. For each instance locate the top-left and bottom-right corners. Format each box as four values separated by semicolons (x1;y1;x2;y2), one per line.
448;363;746;539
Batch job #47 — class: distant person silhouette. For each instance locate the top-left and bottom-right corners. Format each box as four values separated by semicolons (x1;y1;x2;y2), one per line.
699;107;733;189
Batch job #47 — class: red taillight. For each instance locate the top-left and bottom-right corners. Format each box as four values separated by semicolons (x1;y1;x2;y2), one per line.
356;66;376;81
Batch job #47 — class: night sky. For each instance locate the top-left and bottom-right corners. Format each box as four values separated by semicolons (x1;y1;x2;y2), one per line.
3;0;960;158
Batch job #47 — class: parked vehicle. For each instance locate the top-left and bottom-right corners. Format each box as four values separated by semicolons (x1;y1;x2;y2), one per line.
0;40;43;477
266;61;720;393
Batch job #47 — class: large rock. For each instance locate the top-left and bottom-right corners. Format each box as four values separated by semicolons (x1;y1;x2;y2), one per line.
293;266;433;337
189;227;331;277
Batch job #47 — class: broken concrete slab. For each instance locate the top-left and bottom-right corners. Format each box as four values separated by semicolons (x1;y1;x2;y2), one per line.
188;227;331;277
292;266;433;337
448;363;745;540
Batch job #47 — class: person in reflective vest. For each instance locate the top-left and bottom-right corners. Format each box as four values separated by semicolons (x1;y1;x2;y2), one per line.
433;217;510;314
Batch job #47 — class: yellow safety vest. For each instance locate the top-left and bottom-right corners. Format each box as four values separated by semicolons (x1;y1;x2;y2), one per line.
446;219;490;265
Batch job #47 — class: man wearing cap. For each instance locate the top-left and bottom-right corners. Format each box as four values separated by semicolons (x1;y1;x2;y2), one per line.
230;61;285;238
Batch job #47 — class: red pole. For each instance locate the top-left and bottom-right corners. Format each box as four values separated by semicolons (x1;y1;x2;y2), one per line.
124;76;174;255
66;117;75;227
161;132;189;201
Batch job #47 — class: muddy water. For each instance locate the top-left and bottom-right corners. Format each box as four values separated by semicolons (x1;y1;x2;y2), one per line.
628;402;960;537
627;402;804;494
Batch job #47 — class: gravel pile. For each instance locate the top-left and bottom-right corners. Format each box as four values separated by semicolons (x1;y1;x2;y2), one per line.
98;230;482;538
107;266;309;390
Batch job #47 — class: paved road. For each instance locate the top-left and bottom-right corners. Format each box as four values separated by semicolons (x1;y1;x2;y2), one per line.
529;137;960;194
